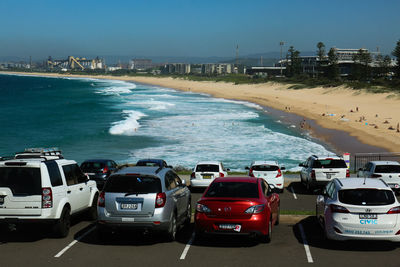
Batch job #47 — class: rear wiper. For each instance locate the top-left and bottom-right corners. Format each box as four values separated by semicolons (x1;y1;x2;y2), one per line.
124;192;148;196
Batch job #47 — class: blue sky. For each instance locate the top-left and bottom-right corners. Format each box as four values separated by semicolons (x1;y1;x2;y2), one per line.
1;0;399;59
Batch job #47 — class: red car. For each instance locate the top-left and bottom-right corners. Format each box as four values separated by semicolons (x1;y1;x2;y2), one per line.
195;177;280;242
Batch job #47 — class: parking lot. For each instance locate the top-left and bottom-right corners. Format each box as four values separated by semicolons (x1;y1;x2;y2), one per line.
1;176;400;267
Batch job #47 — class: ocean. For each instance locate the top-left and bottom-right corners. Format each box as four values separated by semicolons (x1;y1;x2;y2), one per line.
0;73;331;171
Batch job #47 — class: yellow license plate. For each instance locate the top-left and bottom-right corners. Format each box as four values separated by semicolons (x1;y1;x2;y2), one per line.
203;175;212;179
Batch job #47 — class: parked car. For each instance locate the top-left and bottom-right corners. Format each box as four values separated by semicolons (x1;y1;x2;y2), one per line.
300;155;349;191
246;161;285;193
0;148;99;237
136;158;171;168
195;177;280;243
97;165;191;241
316;178;400;242
80;159;118;190
357;161;400;193
190;161;229;188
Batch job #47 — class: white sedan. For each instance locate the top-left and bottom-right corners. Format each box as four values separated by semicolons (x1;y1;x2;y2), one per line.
316;178;400;242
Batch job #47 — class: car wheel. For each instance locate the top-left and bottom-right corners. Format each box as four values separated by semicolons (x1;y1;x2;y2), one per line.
87;194;98;221
53;207;71;238
185;202;191;226
275;205;280;226
166;213;177;242
260;217;272;243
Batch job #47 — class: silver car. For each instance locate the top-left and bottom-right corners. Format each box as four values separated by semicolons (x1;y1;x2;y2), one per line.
97;166;191;241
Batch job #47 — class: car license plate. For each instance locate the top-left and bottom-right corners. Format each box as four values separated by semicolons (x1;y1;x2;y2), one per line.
121;203;138;210
0;197;3;205
203;175;212;179
219;224;241;232
359;214;377;219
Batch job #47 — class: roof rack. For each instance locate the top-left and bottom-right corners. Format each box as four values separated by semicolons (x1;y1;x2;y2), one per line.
14;147;64;160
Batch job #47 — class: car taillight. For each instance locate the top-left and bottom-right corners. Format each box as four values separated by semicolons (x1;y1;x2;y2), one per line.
396;229;400;235
311;170;316;180
42;187;52;208
249;168;254;177
196;203;211;213
155;192;166;208
371;173;382;178
98;191;105;207
244;204;265;214
276;169;282;178
387;206;400;214
190;172;195;179
330;204;350;213
346;169;350;178
102;166;109;174
219;172;224;177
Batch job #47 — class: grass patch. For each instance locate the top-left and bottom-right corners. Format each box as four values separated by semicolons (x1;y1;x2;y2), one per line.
280;210;314;215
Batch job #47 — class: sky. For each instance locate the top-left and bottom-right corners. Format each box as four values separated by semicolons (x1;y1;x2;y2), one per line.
1;0;400;60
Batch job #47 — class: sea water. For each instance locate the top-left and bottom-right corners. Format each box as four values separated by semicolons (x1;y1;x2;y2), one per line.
0;74;331;171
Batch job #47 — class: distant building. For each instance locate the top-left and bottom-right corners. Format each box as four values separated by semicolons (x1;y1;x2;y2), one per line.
47;56;104;70
162;63;191;74
202;63;233;75
130;59;153;70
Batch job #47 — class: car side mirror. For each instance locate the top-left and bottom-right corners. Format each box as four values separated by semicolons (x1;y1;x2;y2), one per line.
167;165;173;169
226;168;230;172
299;163;304;167
245;166;250;170
281;166;286;170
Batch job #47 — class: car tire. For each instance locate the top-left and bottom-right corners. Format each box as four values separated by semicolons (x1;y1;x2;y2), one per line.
87;194;98;221
275;205;280;226
53;207;71;238
166;213;177;242
261;217;272;243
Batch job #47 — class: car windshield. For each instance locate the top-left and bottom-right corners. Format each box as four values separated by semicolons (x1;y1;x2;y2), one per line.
374;165;400;173
104;175;161;193
196;164;219;172
205;182;259;198
252;165;279;171
0;167;42;195
313;159;347;168
81;162;105;170
338;189;395;206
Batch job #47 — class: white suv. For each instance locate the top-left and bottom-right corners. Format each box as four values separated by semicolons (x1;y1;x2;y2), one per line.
190;161;229;188
246;161;285;193
357;161;400;193
300;155;349;191
0;148;99;237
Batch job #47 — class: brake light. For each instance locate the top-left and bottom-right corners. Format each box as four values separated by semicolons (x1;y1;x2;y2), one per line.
371;173;382;178
219;172;224;177
102;166;109;174
249;168;254;177
396;229;400;235
190;172;195;179
387;206;400;214
196;203;211;213
42;187;52;208
311;170;316;180
330;204;350;213
155;192;166;208
98;191;105;207
244;204;265;214
346;169;350;178
276;169;282;178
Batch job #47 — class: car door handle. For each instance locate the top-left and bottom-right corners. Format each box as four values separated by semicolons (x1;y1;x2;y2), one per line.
67;190;71;194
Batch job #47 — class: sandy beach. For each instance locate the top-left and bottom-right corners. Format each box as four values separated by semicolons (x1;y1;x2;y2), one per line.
2;71;400;153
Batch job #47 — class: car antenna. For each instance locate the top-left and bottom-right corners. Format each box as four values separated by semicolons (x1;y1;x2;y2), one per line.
363;176;366;185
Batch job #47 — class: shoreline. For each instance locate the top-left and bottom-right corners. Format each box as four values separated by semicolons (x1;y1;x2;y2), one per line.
1;71;398;155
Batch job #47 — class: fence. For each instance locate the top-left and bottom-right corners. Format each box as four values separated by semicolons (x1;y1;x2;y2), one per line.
352;152;400;171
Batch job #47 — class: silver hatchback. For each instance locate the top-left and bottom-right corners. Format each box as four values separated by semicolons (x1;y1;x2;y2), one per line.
97;166;191;241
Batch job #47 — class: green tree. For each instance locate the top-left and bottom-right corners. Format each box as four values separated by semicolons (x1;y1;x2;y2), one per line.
374;54;392;78
316;42;326;77
326;48;339;80
392;40;400;78
287;46;302;77
352;49;372;80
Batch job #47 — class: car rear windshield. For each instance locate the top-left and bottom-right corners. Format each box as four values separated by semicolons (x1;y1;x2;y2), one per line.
338;189;395;206
104;175;161;193
196;164;219;172
313;159;347;168
252;165;279;171
136;161;161;167
0;167;42;195
374;165;400;173
205;182;259;198
80;162;106;170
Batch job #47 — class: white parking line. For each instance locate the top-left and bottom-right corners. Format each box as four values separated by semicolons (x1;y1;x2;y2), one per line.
290;186;298;200
299;224;313;263
54;225;96;258
179;232;195;260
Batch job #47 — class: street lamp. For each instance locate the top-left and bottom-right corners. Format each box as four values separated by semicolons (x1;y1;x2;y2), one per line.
279;41;284;76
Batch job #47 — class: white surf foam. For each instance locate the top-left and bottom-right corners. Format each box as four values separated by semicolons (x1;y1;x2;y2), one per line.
109;110;146;136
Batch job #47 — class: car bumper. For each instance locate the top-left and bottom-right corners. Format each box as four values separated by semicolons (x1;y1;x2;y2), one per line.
264;177;284;190
190;179;213;188
195;212;269;236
